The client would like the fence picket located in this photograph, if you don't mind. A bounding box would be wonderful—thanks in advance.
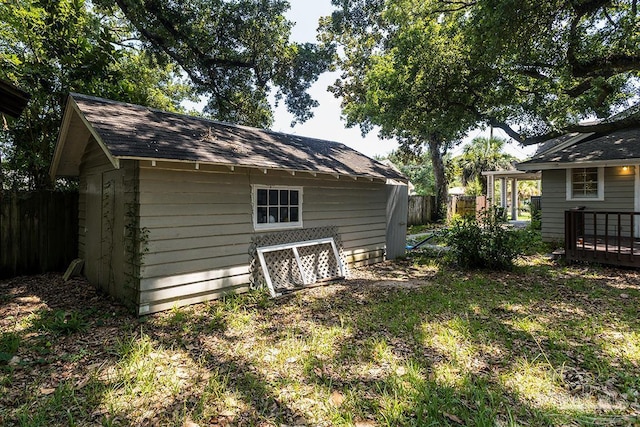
[0,191,78,278]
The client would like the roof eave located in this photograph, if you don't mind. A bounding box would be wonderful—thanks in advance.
[518,158,640,170]
[117,155,402,183]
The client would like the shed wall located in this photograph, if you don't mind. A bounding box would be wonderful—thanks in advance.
[541,166,635,241]
[137,163,389,314]
[78,138,137,307]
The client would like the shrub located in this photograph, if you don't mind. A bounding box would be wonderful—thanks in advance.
[443,208,528,270]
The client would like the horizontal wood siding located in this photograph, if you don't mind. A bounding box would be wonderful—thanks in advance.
[138,167,253,314]
[541,167,635,241]
[137,167,388,314]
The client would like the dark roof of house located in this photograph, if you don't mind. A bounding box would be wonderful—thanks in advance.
[0,80,30,118]
[532,132,580,157]
[518,127,640,170]
[62,93,404,181]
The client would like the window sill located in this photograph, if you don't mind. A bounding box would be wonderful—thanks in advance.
[254,222,304,232]
[566,196,605,202]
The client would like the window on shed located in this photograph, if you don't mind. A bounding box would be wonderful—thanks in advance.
[254,186,303,230]
[567,167,604,201]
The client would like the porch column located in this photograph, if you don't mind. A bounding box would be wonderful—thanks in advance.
[487,174,494,204]
[500,177,507,210]
[511,178,518,220]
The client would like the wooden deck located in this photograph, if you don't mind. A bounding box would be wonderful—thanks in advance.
[565,210,640,268]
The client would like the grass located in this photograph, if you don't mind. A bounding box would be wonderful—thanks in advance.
[1,257,639,426]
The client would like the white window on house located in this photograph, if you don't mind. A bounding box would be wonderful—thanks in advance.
[566,167,604,201]
[253,185,303,230]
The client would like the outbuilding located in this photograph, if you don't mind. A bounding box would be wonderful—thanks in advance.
[50,94,408,314]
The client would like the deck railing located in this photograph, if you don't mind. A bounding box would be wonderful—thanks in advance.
[565,209,640,267]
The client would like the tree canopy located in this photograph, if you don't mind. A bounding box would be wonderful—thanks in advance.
[1,0,331,189]
[324,0,639,144]
[0,0,193,189]
[105,0,333,127]
[321,0,639,216]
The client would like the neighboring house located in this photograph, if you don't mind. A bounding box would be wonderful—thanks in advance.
[0,79,30,118]
[517,126,640,242]
[50,94,408,314]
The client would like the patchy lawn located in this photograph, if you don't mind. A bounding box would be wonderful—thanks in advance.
[1,257,639,426]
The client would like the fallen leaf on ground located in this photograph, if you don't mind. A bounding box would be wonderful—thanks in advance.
[330,390,345,407]
[444,412,464,425]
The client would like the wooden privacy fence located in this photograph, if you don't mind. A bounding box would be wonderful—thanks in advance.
[0,191,78,278]
[408,195,435,225]
[448,195,479,220]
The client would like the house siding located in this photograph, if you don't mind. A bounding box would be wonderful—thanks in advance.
[541,166,635,241]
[136,162,388,314]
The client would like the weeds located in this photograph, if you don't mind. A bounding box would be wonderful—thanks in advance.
[32,310,88,335]
[0,332,20,364]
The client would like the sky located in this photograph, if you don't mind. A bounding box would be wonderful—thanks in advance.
[268,2,399,158]
[269,1,537,160]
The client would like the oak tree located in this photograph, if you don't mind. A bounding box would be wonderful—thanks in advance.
[0,0,192,189]
[322,0,639,217]
[106,0,333,127]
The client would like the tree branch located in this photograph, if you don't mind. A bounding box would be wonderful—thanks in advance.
[486,118,526,143]
[571,54,640,78]
[113,0,257,84]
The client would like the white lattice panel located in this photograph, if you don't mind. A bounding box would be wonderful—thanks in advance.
[256,238,344,297]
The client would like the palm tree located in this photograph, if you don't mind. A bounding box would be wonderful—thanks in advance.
[458,137,517,195]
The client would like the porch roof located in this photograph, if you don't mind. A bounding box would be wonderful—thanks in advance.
[481,170,541,180]
[0,79,30,118]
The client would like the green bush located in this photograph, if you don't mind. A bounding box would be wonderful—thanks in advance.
[444,208,529,270]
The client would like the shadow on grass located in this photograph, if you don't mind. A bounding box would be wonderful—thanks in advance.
[1,261,639,426]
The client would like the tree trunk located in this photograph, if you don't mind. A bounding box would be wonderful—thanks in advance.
[427,134,447,222]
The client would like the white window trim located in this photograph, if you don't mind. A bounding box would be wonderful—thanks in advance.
[566,167,604,201]
[252,185,304,231]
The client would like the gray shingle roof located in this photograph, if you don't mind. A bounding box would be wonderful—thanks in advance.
[70,93,404,181]
[518,127,640,169]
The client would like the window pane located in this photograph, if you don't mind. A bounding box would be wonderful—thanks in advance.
[290,207,299,222]
[280,190,289,206]
[572,168,599,198]
[269,189,278,205]
[257,189,267,205]
[257,207,267,223]
[585,171,598,181]
[268,207,278,223]
[290,190,299,205]
[280,207,289,222]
